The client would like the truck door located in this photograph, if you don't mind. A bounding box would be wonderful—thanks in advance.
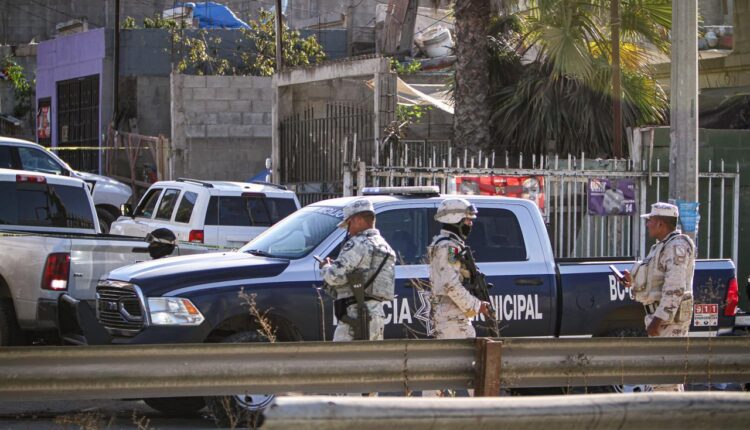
[312,204,435,340]
[466,204,557,337]
[376,205,435,339]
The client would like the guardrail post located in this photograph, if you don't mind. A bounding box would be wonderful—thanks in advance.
[474,338,502,396]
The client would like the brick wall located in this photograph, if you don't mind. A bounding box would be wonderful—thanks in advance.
[171,74,272,181]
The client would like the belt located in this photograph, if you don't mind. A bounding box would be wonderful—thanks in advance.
[645,296,693,315]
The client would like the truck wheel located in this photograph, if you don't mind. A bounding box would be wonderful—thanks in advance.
[143,397,206,416]
[206,330,273,428]
[96,208,115,234]
[0,299,23,346]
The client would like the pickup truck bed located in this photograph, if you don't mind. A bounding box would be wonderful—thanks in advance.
[0,168,207,345]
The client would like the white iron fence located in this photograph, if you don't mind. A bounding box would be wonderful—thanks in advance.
[342,144,740,263]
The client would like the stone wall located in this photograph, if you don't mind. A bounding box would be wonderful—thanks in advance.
[171,74,272,182]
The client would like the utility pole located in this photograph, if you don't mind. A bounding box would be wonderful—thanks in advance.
[669,0,699,240]
[275,0,284,71]
[611,0,622,158]
[113,0,120,127]
[398,0,419,56]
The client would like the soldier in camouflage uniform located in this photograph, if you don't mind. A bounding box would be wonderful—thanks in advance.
[320,199,396,341]
[623,202,695,392]
[428,198,490,339]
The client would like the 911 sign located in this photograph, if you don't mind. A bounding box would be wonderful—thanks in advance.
[693,303,719,327]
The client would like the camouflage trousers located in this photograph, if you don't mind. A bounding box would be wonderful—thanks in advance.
[645,314,691,392]
[432,302,476,339]
[427,310,476,397]
[333,300,385,341]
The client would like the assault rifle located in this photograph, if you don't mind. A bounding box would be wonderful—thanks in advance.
[460,246,500,337]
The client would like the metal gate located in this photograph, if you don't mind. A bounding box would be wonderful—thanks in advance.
[279,103,375,206]
[344,145,740,262]
[56,74,100,172]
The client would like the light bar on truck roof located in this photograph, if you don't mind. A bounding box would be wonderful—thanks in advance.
[361,186,440,196]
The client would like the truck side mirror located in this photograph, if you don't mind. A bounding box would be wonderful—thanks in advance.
[121,203,133,217]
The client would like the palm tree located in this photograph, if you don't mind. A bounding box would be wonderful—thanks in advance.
[487,0,672,156]
[452,0,492,153]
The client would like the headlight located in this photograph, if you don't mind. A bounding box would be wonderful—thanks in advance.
[148,297,205,326]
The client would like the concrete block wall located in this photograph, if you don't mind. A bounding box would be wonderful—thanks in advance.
[171,74,273,181]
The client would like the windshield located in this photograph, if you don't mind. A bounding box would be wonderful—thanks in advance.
[240,206,342,259]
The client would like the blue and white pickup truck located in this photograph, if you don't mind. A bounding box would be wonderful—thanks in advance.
[90,187,739,418]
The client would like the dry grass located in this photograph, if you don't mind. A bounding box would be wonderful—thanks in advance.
[238,288,277,343]
[53,411,112,430]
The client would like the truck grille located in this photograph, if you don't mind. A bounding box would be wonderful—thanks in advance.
[96,281,146,336]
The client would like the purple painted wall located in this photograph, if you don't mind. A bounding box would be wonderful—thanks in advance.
[36,28,107,152]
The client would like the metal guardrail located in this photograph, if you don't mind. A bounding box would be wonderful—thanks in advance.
[0,337,748,401]
[263,394,750,430]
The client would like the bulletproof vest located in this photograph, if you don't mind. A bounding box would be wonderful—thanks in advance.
[631,232,694,304]
[364,235,396,301]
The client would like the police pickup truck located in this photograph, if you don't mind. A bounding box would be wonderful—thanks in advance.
[92,187,739,419]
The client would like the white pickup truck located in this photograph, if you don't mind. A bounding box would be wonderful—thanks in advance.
[0,168,205,345]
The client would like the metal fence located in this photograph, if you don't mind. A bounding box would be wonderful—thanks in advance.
[280,104,376,206]
[0,337,748,402]
[48,129,171,203]
[342,146,740,262]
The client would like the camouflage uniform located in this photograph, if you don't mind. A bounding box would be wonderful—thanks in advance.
[428,230,481,339]
[632,230,695,392]
[322,228,396,341]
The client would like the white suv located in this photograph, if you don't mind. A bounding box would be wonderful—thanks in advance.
[0,136,132,232]
[110,178,301,249]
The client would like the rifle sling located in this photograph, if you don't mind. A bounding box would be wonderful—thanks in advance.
[336,253,392,322]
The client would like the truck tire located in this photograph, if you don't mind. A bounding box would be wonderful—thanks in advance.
[0,299,23,346]
[96,208,116,234]
[206,330,273,428]
[143,397,206,416]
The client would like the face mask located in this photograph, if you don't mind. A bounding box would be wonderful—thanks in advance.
[460,223,472,238]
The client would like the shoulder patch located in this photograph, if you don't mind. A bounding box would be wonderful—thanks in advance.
[342,240,355,252]
[448,246,460,263]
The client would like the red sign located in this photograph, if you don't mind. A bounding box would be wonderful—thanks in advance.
[694,304,718,314]
[455,175,545,211]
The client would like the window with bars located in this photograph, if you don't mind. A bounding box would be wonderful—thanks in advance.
[56,74,100,172]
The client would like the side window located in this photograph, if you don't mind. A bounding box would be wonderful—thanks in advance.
[205,196,296,227]
[246,197,271,226]
[206,196,252,227]
[17,147,65,175]
[466,208,527,262]
[154,188,180,220]
[377,208,431,265]
[265,198,297,222]
[134,188,162,218]
[0,146,16,169]
[174,191,197,223]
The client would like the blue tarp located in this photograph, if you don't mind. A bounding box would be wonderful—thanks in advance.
[247,169,271,183]
[182,2,250,29]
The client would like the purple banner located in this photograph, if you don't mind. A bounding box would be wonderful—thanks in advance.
[588,178,636,216]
